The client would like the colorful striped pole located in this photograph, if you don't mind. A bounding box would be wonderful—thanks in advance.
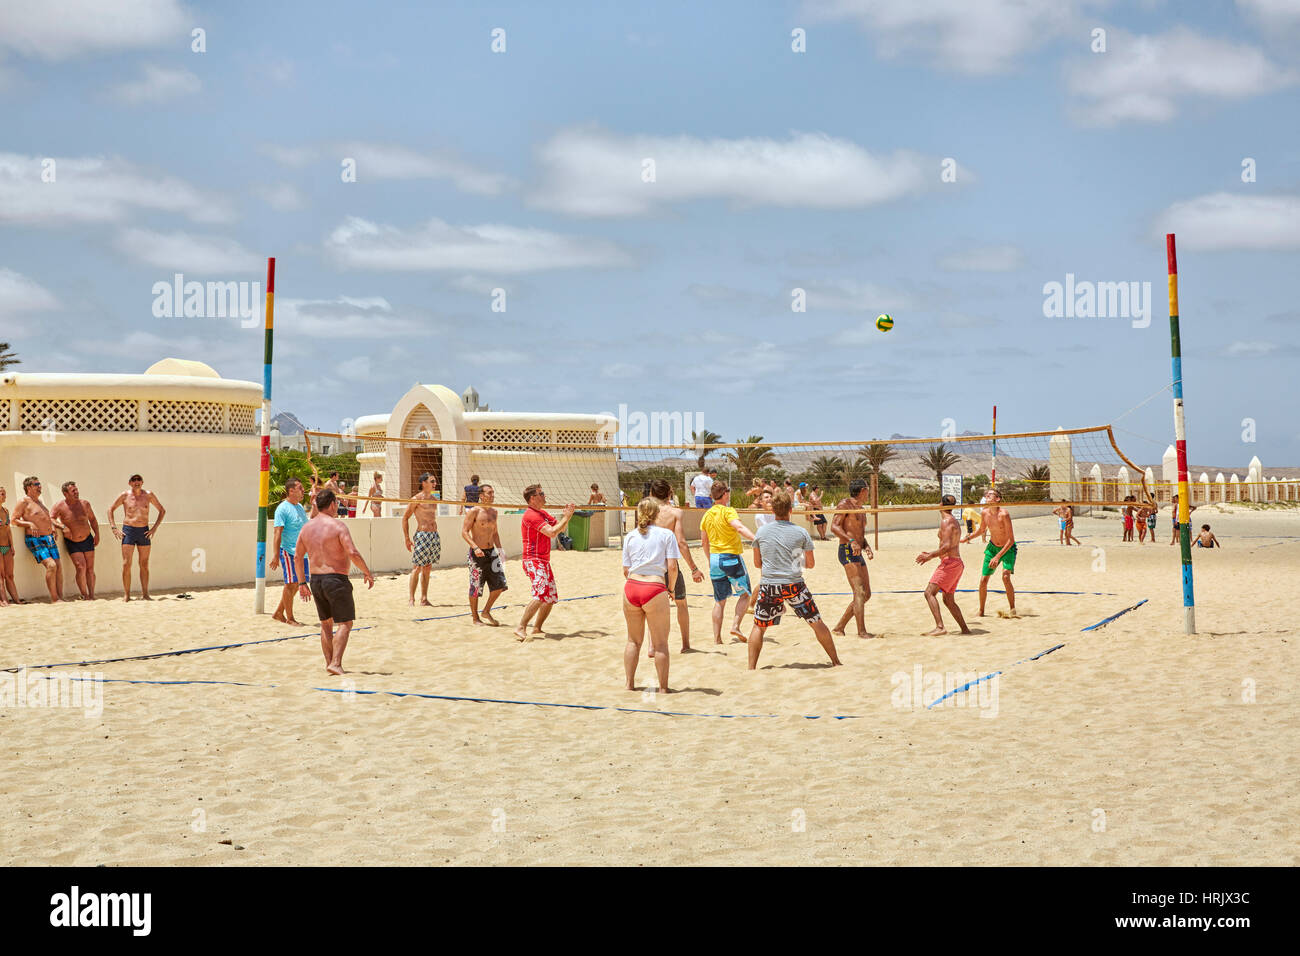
[990,405,998,489]
[1166,234,1195,634]
[254,257,276,614]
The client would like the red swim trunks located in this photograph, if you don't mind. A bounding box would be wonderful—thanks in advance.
[929,556,964,595]
[522,557,558,604]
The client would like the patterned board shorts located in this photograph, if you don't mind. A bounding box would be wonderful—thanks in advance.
[468,547,508,597]
[521,557,558,604]
[412,530,441,567]
[25,534,59,564]
[753,581,821,629]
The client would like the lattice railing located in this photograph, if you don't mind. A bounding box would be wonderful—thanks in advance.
[229,405,258,434]
[20,398,138,432]
[147,400,223,433]
[555,428,599,445]
[481,427,552,449]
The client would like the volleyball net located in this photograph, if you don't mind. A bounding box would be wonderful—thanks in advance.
[294,424,1155,515]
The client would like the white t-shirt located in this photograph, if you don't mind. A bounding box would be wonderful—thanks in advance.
[755,512,775,528]
[622,524,681,576]
[691,474,713,498]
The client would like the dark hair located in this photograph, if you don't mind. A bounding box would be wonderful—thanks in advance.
[285,478,303,493]
[710,480,729,500]
[523,483,542,502]
[1201,524,1210,531]
[849,479,866,497]
[129,474,143,482]
[315,489,336,513]
[591,483,599,491]
[62,480,77,494]
[470,474,480,483]
[649,478,672,500]
[419,472,435,487]
[940,494,956,507]
[329,471,339,479]
[23,476,40,490]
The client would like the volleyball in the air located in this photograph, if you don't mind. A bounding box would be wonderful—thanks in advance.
[876,313,894,332]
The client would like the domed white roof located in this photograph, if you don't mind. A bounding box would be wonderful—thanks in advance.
[145,358,221,379]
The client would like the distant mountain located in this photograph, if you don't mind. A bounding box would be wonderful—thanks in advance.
[272,411,307,435]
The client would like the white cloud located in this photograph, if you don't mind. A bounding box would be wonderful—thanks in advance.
[252,182,306,211]
[803,0,1085,75]
[803,278,913,314]
[1227,340,1277,356]
[1155,192,1300,250]
[275,296,431,337]
[1237,0,1300,30]
[336,356,372,382]
[0,0,189,60]
[0,153,234,225]
[937,243,1025,272]
[114,228,264,273]
[261,141,514,195]
[324,216,631,273]
[0,268,59,314]
[1067,28,1297,124]
[530,126,939,217]
[109,63,200,104]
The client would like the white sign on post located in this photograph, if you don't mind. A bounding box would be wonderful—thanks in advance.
[941,474,963,503]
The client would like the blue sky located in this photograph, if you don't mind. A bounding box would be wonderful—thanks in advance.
[2,0,1298,469]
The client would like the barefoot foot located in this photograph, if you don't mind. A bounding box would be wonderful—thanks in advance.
[922,626,946,636]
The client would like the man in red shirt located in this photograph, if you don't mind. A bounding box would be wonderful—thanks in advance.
[514,483,576,642]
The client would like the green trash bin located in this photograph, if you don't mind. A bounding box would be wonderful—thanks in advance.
[568,510,594,551]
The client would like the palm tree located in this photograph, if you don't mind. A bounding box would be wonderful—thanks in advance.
[857,442,899,478]
[0,343,19,372]
[919,443,962,486]
[687,428,723,472]
[723,435,781,487]
[808,455,846,485]
[1020,464,1051,500]
[269,451,314,507]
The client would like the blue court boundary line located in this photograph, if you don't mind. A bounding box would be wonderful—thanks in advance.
[51,676,862,720]
[2,626,375,673]
[411,592,612,622]
[926,599,1147,710]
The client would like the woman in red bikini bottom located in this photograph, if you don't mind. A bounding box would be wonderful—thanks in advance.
[622,498,681,694]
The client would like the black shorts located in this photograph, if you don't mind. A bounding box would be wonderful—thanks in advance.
[813,513,826,525]
[310,573,355,623]
[965,519,974,533]
[664,570,686,601]
[64,535,96,554]
[469,547,508,596]
[123,525,150,547]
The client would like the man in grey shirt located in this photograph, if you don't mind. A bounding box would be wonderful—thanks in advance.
[746,491,841,670]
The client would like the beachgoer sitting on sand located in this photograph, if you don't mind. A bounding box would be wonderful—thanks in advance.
[1194,524,1221,548]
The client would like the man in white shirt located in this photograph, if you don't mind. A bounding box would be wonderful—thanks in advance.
[691,469,714,509]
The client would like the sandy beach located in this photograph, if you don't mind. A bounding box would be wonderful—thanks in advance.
[2,506,1296,866]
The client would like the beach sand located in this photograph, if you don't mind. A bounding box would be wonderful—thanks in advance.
[2,506,1296,866]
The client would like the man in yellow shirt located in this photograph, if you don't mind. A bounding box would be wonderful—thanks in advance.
[961,501,983,540]
[700,480,757,644]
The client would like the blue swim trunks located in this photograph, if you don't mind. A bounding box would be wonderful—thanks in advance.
[694,495,712,509]
[25,534,59,563]
[708,552,751,601]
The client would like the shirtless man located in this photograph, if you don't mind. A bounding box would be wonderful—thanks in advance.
[830,479,876,639]
[11,476,63,603]
[962,487,1017,618]
[808,485,828,540]
[645,478,705,655]
[1053,501,1082,546]
[294,489,374,675]
[461,484,507,626]
[587,484,607,506]
[402,472,442,607]
[367,473,384,517]
[916,494,970,636]
[52,480,100,600]
[108,474,166,602]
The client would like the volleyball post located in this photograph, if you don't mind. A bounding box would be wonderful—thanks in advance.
[1166,234,1195,634]
[254,257,275,614]
[990,405,997,489]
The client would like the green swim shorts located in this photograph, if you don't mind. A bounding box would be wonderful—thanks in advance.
[981,541,1017,576]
